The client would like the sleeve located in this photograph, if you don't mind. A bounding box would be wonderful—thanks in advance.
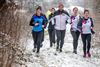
[42,14,48,28]
[67,16,72,24]
[48,14,52,23]
[90,18,95,34]
[66,16,70,24]
[78,16,82,24]
[29,16,34,26]
[53,12,57,25]
[64,11,70,24]
[64,11,70,17]
[44,15,48,28]
[49,14,52,20]
[42,20,45,25]
[77,18,83,29]
[90,18,94,27]
[48,14,55,25]
[66,20,68,24]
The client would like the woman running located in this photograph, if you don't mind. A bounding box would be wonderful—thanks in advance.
[78,9,95,58]
[48,8,56,47]
[70,7,81,54]
[29,6,45,55]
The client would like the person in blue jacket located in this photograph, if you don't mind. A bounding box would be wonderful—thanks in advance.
[29,6,45,54]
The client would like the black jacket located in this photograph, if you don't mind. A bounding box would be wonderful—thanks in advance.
[48,13,55,29]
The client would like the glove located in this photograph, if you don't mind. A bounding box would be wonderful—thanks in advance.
[91,29,95,34]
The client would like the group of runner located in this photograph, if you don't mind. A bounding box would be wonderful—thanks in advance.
[29,3,95,58]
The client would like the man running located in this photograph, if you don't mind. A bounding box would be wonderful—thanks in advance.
[53,3,69,52]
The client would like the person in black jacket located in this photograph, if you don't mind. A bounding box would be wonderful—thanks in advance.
[48,8,56,47]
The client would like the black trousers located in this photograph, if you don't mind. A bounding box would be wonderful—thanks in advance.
[56,30,66,49]
[32,31,43,53]
[41,29,44,43]
[48,29,55,47]
[71,30,80,51]
[81,34,91,54]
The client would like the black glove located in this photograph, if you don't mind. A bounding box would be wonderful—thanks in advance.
[91,29,95,34]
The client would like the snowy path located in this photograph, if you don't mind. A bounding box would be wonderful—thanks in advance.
[23,24,100,67]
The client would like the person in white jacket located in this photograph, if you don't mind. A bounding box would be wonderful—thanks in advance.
[78,9,95,58]
[69,7,81,54]
[53,3,69,52]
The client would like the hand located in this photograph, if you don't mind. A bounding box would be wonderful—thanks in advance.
[82,26,85,29]
[35,23,39,26]
[42,25,45,28]
[91,29,95,34]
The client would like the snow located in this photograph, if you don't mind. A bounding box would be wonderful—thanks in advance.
[19,24,100,67]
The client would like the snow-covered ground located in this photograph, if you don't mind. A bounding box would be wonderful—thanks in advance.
[16,24,100,67]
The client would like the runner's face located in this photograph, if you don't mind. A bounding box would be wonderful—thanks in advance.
[59,5,63,11]
[51,9,55,14]
[73,8,78,15]
[36,9,41,16]
[84,12,89,18]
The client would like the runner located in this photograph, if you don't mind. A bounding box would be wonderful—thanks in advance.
[78,9,95,58]
[48,8,56,47]
[53,3,69,52]
[70,7,81,54]
[29,6,46,55]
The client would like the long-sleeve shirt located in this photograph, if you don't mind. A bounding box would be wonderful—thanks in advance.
[53,10,70,30]
[48,13,55,29]
[29,14,45,32]
[77,17,94,34]
[70,15,81,31]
